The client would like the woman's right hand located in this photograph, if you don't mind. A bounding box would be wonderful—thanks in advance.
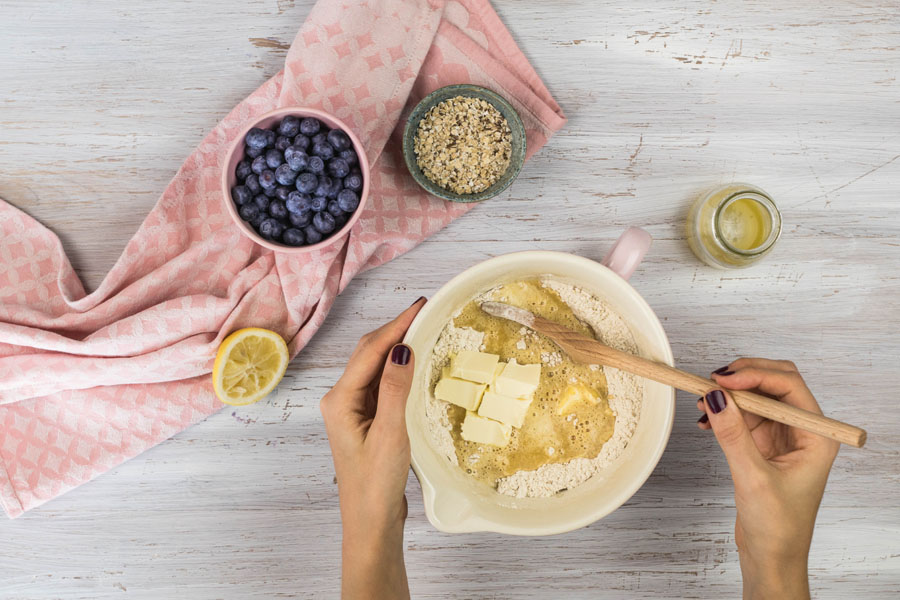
[697,358,840,600]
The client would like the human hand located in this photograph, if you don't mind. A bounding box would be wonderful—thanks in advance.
[697,358,839,600]
[320,297,425,600]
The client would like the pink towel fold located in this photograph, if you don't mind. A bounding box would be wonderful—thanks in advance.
[0,0,565,517]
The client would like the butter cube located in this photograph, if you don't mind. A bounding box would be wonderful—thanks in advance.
[450,350,500,384]
[494,359,541,398]
[556,382,599,415]
[461,411,512,447]
[478,390,532,428]
[434,377,486,411]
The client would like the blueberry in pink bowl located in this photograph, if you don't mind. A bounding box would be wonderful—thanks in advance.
[222,108,370,252]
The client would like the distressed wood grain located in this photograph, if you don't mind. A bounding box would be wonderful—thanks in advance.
[1,0,898,598]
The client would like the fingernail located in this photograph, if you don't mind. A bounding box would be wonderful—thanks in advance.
[706,390,727,414]
[716,370,735,377]
[410,296,426,307]
[698,413,709,424]
[391,344,411,366]
[712,366,731,375]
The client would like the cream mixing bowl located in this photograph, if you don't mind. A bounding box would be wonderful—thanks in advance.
[403,228,675,535]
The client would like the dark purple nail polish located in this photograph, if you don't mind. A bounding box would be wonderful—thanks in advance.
[712,366,730,375]
[698,413,709,424]
[391,344,411,366]
[706,390,727,414]
[410,296,426,307]
[716,370,735,377]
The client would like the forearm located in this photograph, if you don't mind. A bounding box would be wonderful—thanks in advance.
[740,553,809,600]
[342,524,410,600]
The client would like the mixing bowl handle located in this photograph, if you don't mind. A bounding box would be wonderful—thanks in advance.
[601,227,653,280]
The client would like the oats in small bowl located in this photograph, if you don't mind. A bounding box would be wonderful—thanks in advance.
[402,85,526,203]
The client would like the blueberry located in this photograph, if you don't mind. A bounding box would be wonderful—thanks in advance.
[259,218,284,240]
[238,203,259,221]
[293,134,310,150]
[328,177,343,198]
[250,212,266,228]
[245,127,268,149]
[282,228,305,246]
[275,186,291,202]
[300,117,321,136]
[308,156,325,174]
[263,186,277,197]
[275,164,297,186]
[313,211,336,234]
[327,129,351,151]
[286,191,312,214]
[253,194,272,212]
[278,115,301,138]
[275,135,293,151]
[235,160,252,181]
[327,200,345,217]
[343,173,362,192]
[303,225,323,245]
[334,212,349,229]
[245,174,261,194]
[337,189,360,212]
[311,196,328,212]
[254,195,270,211]
[246,145,264,159]
[269,200,288,220]
[315,176,334,198]
[311,132,328,146]
[312,142,334,160]
[285,147,309,171]
[339,148,358,165]
[263,149,281,169]
[264,130,276,148]
[231,185,252,206]
[296,172,318,194]
[289,210,312,228]
[251,155,268,175]
[259,170,277,190]
[328,157,350,179]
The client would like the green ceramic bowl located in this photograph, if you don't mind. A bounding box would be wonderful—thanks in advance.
[402,84,526,203]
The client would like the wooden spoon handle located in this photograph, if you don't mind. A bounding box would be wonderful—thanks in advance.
[531,315,867,448]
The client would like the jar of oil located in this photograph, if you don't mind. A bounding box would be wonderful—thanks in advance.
[686,183,782,269]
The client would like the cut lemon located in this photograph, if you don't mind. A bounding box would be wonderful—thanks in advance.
[212,328,289,406]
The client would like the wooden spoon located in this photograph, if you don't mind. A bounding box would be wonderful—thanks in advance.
[480,301,866,448]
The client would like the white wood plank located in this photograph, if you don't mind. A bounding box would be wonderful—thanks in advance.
[1,0,898,598]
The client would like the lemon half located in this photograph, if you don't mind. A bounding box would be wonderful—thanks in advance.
[212,328,289,406]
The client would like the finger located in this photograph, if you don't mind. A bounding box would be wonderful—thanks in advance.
[370,343,415,438]
[704,389,768,475]
[725,357,799,374]
[712,366,821,414]
[335,298,426,393]
[697,412,711,430]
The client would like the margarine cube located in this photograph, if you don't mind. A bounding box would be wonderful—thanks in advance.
[556,382,599,415]
[434,377,486,411]
[494,359,541,398]
[490,362,505,386]
[461,411,512,447]
[449,350,500,384]
[478,390,532,428]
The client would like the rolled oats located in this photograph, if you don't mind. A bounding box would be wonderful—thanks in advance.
[413,95,512,195]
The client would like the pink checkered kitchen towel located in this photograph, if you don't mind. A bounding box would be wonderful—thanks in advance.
[0,0,565,517]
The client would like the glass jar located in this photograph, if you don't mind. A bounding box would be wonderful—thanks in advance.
[686,183,782,269]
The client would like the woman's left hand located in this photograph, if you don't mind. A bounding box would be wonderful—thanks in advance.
[320,297,425,600]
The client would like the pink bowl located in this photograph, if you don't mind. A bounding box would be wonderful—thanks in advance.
[221,107,370,253]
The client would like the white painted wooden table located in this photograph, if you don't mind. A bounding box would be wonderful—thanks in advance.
[2,1,898,598]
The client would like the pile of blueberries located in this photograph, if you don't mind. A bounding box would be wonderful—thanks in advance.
[230,115,363,247]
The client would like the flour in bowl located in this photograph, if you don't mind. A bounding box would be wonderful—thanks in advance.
[423,277,644,498]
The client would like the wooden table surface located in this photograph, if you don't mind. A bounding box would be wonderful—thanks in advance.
[2,1,898,598]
